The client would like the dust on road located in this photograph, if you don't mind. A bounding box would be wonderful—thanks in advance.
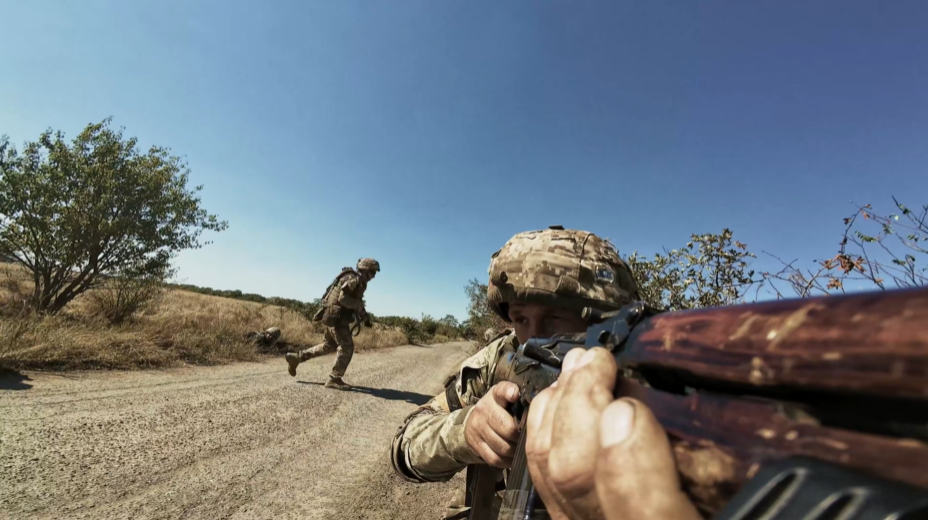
[0,342,476,520]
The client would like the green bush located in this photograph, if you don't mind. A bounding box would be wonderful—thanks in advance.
[0,119,226,314]
[373,314,464,344]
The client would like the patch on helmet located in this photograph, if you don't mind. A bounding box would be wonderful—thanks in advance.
[594,265,615,284]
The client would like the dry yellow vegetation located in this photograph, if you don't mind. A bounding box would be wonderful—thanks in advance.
[0,264,410,371]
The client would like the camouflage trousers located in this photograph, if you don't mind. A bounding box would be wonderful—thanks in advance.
[297,324,354,379]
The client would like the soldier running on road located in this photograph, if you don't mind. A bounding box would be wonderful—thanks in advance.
[285,258,380,389]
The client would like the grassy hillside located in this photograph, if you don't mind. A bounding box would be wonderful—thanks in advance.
[0,264,430,371]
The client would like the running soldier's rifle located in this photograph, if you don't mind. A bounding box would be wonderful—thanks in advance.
[465,287,928,520]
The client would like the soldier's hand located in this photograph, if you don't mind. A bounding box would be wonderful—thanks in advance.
[526,347,701,520]
[464,381,521,469]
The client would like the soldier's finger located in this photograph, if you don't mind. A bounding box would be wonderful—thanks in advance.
[476,441,512,469]
[525,386,554,462]
[480,426,517,461]
[535,390,563,452]
[529,356,589,477]
[486,402,521,442]
[561,347,588,372]
[492,455,514,470]
[489,381,521,408]
[532,371,570,485]
[595,399,702,520]
[533,358,574,456]
[527,386,576,520]
[547,348,587,390]
[474,441,501,467]
[526,384,582,519]
[557,349,616,413]
[547,349,616,497]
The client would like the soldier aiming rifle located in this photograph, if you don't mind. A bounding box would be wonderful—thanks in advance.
[390,226,928,519]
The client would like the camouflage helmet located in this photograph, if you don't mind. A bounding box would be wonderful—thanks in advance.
[357,258,380,273]
[487,226,639,322]
[265,327,281,341]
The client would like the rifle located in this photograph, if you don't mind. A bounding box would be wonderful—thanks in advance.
[465,287,928,519]
[350,308,373,336]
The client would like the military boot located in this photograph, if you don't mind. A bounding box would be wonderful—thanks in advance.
[285,352,301,377]
[325,377,351,390]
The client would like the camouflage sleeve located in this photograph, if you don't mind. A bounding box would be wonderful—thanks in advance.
[390,334,516,483]
[337,275,365,310]
[390,395,481,483]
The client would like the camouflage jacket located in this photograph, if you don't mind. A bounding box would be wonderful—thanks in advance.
[391,330,518,483]
[325,269,368,313]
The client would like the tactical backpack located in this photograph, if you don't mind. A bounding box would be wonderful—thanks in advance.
[312,267,361,324]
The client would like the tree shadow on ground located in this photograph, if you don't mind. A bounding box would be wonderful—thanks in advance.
[297,382,431,405]
[0,370,33,390]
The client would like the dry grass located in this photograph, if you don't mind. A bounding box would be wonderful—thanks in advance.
[430,334,453,344]
[0,264,411,371]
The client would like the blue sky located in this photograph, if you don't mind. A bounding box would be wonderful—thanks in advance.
[2,1,926,320]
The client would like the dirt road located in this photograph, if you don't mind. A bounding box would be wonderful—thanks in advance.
[0,342,476,520]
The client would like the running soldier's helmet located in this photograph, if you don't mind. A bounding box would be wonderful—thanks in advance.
[357,258,381,273]
[487,226,639,322]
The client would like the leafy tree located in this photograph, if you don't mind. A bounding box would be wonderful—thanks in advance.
[0,118,227,313]
[439,314,459,329]
[464,278,508,336]
[626,229,758,310]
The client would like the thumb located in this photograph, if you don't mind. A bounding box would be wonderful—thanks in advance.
[595,399,702,520]
[491,381,520,406]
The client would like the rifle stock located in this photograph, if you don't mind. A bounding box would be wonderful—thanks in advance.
[478,287,928,519]
[621,286,928,399]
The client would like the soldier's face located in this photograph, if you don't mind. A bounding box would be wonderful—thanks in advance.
[508,302,587,343]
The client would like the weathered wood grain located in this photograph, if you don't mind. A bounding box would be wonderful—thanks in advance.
[623,287,928,399]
